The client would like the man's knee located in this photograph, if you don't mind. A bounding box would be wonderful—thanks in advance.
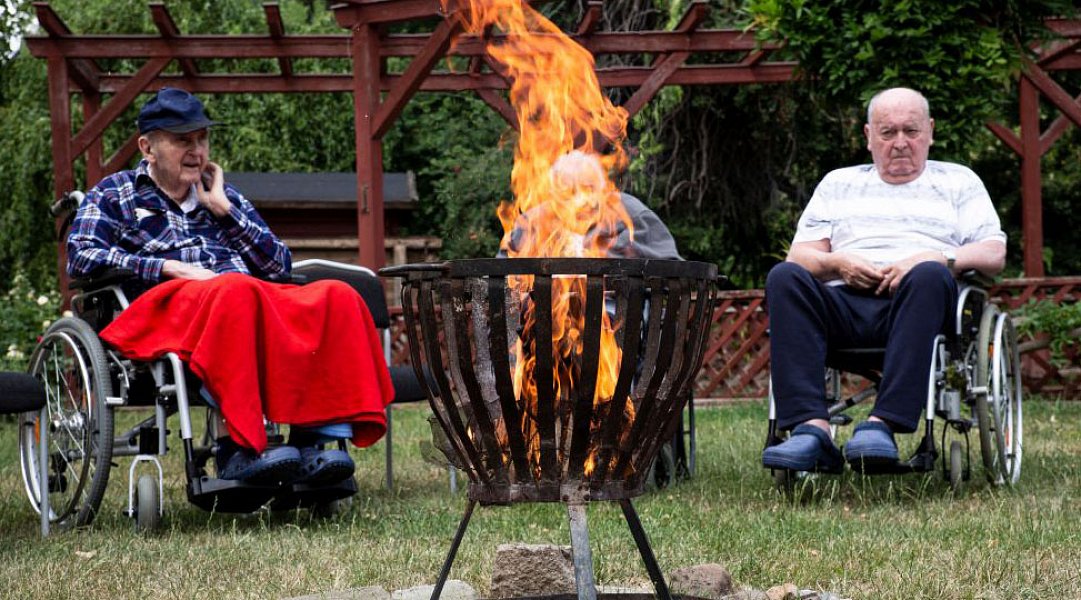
[897,261,956,304]
[765,261,812,295]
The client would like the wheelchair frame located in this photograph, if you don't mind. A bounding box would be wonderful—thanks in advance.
[19,273,358,532]
[765,274,1023,492]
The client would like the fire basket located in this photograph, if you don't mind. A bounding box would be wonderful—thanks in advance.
[381,258,720,600]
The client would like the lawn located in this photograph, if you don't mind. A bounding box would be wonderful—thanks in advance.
[0,398,1078,600]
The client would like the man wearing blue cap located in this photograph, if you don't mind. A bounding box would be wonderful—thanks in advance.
[67,88,394,487]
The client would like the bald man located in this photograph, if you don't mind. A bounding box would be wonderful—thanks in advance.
[762,88,1006,472]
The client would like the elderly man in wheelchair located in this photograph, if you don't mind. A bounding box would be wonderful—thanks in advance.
[20,88,393,531]
[761,87,1022,491]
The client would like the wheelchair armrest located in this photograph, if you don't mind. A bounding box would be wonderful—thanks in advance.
[958,269,995,289]
[389,365,441,404]
[0,372,46,413]
[70,267,137,292]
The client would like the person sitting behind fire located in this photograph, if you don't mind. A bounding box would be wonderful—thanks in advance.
[498,150,681,260]
[67,88,393,486]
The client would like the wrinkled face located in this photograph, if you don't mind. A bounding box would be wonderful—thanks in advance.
[864,94,934,184]
[140,129,210,191]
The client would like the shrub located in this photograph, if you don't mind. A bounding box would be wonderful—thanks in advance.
[0,271,61,372]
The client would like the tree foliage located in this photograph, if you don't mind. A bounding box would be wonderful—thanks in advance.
[2,0,1081,301]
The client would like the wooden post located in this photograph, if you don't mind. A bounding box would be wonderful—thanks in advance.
[1019,77,1044,278]
[46,56,73,296]
[83,91,103,186]
[351,23,386,270]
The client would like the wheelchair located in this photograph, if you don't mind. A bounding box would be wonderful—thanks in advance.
[764,271,1023,493]
[18,196,379,531]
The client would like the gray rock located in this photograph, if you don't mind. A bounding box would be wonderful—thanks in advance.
[283,586,391,600]
[667,563,735,599]
[489,543,577,599]
[765,583,799,600]
[721,590,769,600]
[392,580,476,600]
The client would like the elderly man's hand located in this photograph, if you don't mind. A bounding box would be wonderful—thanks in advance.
[832,253,884,290]
[162,260,218,281]
[876,251,943,295]
[196,162,232,218]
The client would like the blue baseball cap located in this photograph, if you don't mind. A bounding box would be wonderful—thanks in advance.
[137,87,221,134]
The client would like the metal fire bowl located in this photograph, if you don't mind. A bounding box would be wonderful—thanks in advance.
[381,258,720,504]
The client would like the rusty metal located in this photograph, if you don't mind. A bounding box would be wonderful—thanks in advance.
[385,257,718,503]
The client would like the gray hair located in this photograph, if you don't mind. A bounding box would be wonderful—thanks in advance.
[866,88,930,124]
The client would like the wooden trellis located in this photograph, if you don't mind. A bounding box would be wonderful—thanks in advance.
[387,277,1081,399]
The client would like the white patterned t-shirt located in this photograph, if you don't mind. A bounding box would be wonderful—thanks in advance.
[793,160,1006,269]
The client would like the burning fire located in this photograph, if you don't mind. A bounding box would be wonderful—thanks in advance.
[447,0,636,478]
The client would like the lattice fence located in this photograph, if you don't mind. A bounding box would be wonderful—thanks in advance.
[386,276,1081,400]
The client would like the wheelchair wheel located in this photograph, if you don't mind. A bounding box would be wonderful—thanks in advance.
[948,441,963,493]
[975,307,1023,486]
[135,475,161,533]
[19,317,115,529]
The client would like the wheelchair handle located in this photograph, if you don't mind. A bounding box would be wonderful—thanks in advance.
[51,190,84,218]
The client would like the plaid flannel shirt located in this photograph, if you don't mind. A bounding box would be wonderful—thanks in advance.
[68,160,291,285]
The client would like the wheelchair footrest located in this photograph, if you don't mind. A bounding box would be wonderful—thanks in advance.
[186,476,283,513]
[850,450,937,475]
[269,477,358,512]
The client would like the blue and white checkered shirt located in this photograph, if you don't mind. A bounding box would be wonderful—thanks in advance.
[68,160,291,285]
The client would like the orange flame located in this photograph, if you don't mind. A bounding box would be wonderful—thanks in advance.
[449,0,636,478]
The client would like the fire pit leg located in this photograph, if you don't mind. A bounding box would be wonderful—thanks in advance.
[619,499,674,600]
[566,502,598,600]
[430,499,477,600]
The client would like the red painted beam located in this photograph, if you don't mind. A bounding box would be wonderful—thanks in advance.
[150,3,199,76]
[475,89,518,130]
[1023,59,1081,129]
[352,24,386,270]
[333,0,445,26]
[1019,78,1044,277]
[92,63,798,94]
[69,56,171,159]
[382,30,775,57]
[103,132,141,176]
[25,29,777,60]
[91,62,797,95]
[373,15,461,138]
[32,2,99,90]
[576,2,602,36]
[263,3,293,78]
[986,121,1021,156]
[25,35,352,59]
[622,51,690,118]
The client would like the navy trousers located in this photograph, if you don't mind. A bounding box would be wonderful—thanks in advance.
[765,261,957,433]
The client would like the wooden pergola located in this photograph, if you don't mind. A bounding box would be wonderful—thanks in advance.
[24,0,794,276]
[23,0,1081,277]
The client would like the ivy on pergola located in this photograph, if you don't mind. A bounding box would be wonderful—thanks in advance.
[24,0,1081,277]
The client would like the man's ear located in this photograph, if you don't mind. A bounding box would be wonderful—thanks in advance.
[137,135,154,161]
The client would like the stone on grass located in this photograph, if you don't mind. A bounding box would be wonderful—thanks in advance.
[391,580,476,600]
[667,563,735,599]
[489,543,577,598]
[283,586,391,600]
[765,583,799,600]
[722,590,769,600]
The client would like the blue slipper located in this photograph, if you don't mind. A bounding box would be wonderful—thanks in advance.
[762,424,843,473]
[844,421,899,467]
[218,445,302,485]
[296,447,355,485]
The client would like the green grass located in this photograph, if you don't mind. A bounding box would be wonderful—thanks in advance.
[1,399,1080,599]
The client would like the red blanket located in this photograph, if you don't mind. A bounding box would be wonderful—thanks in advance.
[100,274,393,452]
